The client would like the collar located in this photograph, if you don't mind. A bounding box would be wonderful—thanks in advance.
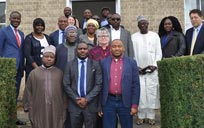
[194,23,203,31]
[77,57,88,64]
[10,24,17,31]
[111,55,123,62]
[59,29,64,33]
[111,26,121,31]
[42,65,53,69]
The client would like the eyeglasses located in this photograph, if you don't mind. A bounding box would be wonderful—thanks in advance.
[98,35,109,38]
[67,32,77,36]
[112,18,120,21]
[93,18,100,21]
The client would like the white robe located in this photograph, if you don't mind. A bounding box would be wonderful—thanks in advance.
[132,31,162,109]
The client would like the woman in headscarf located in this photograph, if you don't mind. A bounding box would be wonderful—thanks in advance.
[79,18,99,49]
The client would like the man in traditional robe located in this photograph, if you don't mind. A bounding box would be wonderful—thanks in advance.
[23,45,66,128]
[131,16,162,125]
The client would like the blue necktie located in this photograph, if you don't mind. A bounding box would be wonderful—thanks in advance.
[62,31,65,43]
[80,60,85,97]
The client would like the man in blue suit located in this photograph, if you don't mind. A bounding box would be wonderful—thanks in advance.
[0,11,26,125]
[185,9,204,55]
[49,16,68,46]
[100,39,140,128]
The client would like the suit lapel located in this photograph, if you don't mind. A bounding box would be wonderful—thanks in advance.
[19,31,24,48]
[122,56,127,80]
[195,25,204,44]
[8,26,19,48]
[163,35,173,48]
[56,30,59,44]
[108,29,112,44]
[106,56,112,81]
[120,28,124,39]
[86,59,92,91]
[73,58,78,87]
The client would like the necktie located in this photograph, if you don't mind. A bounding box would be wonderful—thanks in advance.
[14,28,21,47]
[62,31,65,43]
[190,28,198,55]
[80,60,85,97]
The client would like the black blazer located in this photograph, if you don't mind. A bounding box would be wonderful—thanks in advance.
[161,31,186,58]
[185,25,204,55]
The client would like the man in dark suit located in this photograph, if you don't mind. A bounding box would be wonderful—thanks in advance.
[49,16,68,46]
[108,13,134,58]
[185,9,204,55]
[63,42,102,128]
[0,11,26,125]
[100,39,140,128]
[80,9,92,34]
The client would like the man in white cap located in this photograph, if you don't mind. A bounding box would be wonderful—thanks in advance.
[131,15,162,125]
[23,45,66,128]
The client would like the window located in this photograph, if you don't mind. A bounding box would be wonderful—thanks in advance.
[184,0,204,31]
[0,0,6,29]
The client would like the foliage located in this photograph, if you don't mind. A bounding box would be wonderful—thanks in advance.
[158,55,204,128]
[0,58,17,128]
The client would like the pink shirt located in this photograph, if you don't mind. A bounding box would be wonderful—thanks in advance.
[109,57,123,95]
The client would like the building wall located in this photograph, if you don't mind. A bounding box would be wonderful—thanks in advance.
[121,0,185,34]
[6,0,184,35]
[6,0,66,35]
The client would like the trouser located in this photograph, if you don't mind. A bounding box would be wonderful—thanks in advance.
[102,95,133,128]
[138,108,155,119]
[16,68,22,101]
[69,111,97,128]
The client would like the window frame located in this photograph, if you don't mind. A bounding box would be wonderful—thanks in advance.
[0,0,6,28]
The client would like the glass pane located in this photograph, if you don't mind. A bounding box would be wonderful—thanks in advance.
[0,24,6,29]
[201,0,204,14]
[0,2,6,23]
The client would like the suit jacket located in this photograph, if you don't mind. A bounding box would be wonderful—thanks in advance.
[100,56,140,107]
[108,27,134,58]
[63,58,102,112]
[185,24,204,55]
[49,30,59,47]
[0,25,24,76]
[161,31,186,58]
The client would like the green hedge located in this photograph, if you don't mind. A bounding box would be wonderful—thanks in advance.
[0,58,17,128]
[157,55,204,128]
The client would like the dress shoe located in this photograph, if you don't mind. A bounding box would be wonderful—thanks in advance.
[16,119,26,125]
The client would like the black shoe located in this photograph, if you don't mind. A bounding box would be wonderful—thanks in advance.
[16,119,26,125]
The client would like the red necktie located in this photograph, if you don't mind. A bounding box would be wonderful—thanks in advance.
[14,28,21,47]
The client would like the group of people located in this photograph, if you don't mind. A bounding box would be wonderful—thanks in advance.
[0,6,204,128]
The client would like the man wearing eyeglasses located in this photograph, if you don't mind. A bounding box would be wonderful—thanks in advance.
[108,13,134,58]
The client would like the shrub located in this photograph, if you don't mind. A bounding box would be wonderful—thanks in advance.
[157,55,204,128]
[0,58,17,128]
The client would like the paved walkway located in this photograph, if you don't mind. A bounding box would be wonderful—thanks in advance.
[17,101,161,128]
[17,78,161,128]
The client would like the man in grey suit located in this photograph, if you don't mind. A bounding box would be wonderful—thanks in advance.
[108,13,134,58]
[63,41,102,128]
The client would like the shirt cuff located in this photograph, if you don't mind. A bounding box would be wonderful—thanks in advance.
[131,104,138,109]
